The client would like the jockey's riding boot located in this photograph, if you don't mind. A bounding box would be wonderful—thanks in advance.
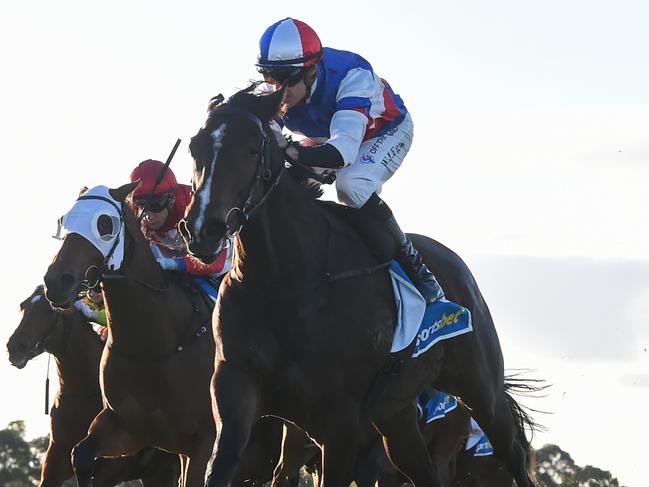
[385,215,445,305]
[355,193,445,305]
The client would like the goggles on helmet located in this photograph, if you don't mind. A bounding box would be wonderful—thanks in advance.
[134,194,171,213]
[257,66,306,87]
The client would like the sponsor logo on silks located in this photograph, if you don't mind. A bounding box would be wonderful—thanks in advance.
[381,142,407,168]
[360,152,375,164]
[369,135,388,154]
[417,391,458,423]
[412,300,473,358]
[474,434,494,457]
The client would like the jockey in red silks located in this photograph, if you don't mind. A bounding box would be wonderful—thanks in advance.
[256,18,444,305]
[129,159,232,285]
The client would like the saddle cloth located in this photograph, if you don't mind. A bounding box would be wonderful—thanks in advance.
[417,390,459,423]
[388,261,473,356]
[466,418,494,456]
[194,276,219,302]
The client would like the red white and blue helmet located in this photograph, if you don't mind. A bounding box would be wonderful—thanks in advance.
[257,18,322,69]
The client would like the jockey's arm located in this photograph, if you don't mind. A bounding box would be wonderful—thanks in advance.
[293,110,367,169]
[175,247,229,276]
[296,68,372,168]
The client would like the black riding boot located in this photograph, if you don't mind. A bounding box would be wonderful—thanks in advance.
[385,215,445,304]
[354,193,445,305]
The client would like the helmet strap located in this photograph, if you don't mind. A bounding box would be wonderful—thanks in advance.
[303,65,318,88]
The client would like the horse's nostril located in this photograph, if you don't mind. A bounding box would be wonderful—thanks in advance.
[179,219,193,243]
[58,273,75,291]
[7,342,23,355]
[202,220,225,240]
[44,272,77,305]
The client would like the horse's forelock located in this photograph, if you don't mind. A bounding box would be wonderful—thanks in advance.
[225,83,285,122]
[20,285,45,311]
[189,128,216,172]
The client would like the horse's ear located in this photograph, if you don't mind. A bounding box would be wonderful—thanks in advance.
[109,180,140,202]
[258,86,287,122]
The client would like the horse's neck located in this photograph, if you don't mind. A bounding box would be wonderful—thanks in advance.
[236,183,330,288]
[102,233,186,347]
[53,316,102,394]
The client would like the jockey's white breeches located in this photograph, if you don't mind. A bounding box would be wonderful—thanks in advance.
[335,113,414,208]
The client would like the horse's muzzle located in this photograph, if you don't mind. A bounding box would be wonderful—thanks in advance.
[43,272,78,308]
[180,217,227,263]
[6,340,41,369]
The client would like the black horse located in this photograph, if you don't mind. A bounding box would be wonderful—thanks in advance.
[181,85,535,487]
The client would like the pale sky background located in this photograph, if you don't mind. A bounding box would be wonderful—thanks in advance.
[1,1,648,486]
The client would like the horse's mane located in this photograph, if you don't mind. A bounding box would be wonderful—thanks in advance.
[224,82,285,122]
[228,84,329,201]
[195,83,327,203]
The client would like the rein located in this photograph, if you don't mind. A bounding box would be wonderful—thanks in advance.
[71,195,169,292]
[100,273,169,293]
[77,194,124,269]
[326,261,391,282]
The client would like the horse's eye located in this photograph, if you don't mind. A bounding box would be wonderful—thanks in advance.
[97,214,114,237]
[249,149,259,157]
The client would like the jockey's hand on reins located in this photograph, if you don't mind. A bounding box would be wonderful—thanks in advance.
[282,141,335,185]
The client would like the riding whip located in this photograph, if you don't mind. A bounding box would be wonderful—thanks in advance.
[137,138,182,223]
[44,353,51,414]
[152,138,182,194]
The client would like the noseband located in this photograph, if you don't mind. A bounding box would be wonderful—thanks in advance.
[205,106,286,236]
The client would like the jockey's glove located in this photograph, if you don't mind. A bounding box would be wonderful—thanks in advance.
[286,143,345,169]
[150,244,180,271]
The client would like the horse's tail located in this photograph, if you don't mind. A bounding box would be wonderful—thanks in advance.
[503,372,550,479]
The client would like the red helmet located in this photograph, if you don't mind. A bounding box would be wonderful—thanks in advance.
[130,160,177,198]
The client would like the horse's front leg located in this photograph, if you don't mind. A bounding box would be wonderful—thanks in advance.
[374,403,441,487]
[318,407,361,487]
[38,439,74,487]
[71,408,147,487]
[204,362,260,487]
[272,422,312,487]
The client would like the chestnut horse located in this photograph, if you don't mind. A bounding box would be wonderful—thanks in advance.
[42,186,283,486]
[7,285,180,486]
[181,86,536,487]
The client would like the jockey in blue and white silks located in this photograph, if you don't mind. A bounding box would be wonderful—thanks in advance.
[280,47,408,164]
[256,17,445,305]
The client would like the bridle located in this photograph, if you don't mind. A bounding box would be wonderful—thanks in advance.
[76,195,124,268]
[54,194,168,294]
[203,106,286,237]
[53,194,125,291]
[25,299,69,357]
